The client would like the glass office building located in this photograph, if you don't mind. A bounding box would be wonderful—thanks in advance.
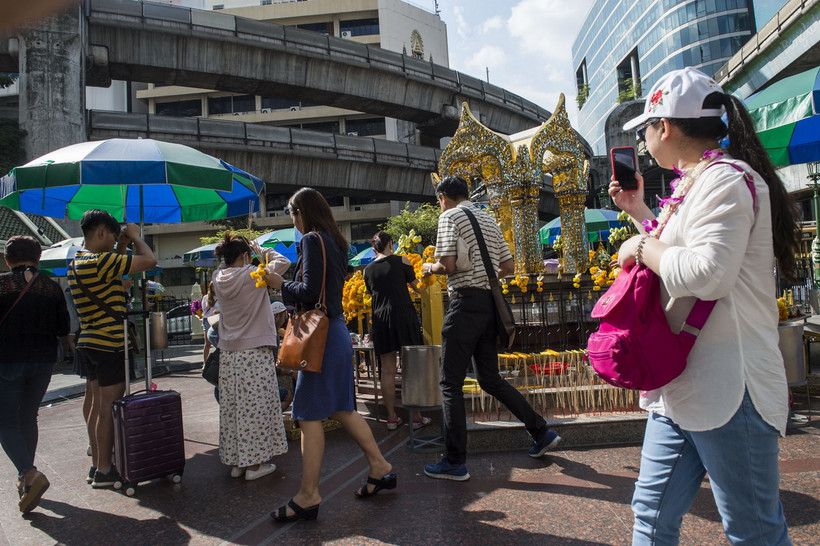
[572,0,755,154]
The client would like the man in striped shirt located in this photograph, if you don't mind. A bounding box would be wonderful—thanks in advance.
[421,176,561,482]
[68,210,157,489]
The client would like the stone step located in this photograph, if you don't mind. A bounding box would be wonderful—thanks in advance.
[354,386,648,451]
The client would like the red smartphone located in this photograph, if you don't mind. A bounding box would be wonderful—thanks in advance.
[610,146,638,191]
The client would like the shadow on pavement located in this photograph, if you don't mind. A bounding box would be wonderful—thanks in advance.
[29,499,191,545]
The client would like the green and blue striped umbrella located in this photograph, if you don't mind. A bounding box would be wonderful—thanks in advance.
[256,228,303,262]
[539,209,621,244]
[0,138,263,223]
[746,66,820,166]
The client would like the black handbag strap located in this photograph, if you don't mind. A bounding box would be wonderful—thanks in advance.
[461,207,501,287]
[71,261,126,323]
[0,271,38,327]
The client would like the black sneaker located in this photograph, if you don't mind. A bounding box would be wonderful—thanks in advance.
[91,467,122,489]
[86,465,97,484]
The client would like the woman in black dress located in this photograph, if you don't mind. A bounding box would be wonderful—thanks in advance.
[363,232,430,430]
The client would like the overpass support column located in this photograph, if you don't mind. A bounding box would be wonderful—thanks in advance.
[18,6,86,160]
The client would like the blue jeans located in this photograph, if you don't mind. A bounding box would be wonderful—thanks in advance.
[632,390,791,545]
[0,361,54,478]
[207,326,219,347]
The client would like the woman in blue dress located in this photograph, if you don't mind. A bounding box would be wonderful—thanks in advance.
[267,187,396,522]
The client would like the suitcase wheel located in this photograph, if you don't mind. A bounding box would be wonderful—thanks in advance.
[113,478,123,490]
[124,484,136,497]
[171,474,182,484]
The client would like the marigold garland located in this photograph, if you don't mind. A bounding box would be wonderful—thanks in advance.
[342,270,371,322]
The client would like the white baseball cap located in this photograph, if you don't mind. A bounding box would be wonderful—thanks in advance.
[623,67,725,131]
[271,301,287,314]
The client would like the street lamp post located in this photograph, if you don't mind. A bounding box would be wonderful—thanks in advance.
[808,162,820,287]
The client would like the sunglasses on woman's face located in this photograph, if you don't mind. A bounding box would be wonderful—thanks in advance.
[284,205,299,216]
[636,119,660,142]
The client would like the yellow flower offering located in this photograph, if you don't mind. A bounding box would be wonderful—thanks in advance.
[249,254,270,288]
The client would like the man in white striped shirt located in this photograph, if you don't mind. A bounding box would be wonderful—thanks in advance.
[421,176,560,481]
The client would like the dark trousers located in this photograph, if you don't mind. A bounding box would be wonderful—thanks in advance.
[0,361,54,477]
[440,289,546,464]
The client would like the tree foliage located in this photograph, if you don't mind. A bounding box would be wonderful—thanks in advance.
[0,73,15,89]
[200,227,264,246]
[379,202,440,247]
[206,216,259,232]
[617,78,642,104]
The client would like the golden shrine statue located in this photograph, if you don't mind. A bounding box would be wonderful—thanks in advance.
[432,95,590,275]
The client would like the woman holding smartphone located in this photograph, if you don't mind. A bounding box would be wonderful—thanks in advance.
[611,68,796,544]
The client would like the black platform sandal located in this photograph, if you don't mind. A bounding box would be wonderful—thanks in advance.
[355,472,397,498]
[271,499,320,522]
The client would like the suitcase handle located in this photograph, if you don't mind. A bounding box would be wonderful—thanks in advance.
[124,311,153,396]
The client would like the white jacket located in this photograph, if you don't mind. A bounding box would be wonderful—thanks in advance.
[643,157,789,435]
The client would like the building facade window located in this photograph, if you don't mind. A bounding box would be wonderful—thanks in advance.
[296,21,333,35]
[301,121,340,133]
[208,95,256,115]
[156,99,202,117]
[160,267,196,288]
[345,118,386,137]
[350,220,382,242]
[340,18,380,37]
[572,0,754,153]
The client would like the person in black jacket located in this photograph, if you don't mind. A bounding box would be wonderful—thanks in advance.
[0,235,70,514]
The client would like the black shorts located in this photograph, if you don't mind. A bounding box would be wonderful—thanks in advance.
[79,348,125,387]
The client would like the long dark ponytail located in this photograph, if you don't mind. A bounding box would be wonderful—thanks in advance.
[671,92,800,283]
[722,93,799,283]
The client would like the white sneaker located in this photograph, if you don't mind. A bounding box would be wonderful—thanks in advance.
[230,466,245,478]
[245,463,276,481]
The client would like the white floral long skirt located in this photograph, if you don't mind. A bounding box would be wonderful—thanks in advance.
[218,346,288,467]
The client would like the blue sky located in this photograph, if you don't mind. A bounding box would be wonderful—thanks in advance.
[433,0,788,127]
[435,0,595,126]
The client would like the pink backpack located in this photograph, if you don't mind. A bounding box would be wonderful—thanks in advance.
[586,162,755,390]
[586,265,715,390]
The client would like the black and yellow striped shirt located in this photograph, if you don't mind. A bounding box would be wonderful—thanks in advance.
[68,250,133,352]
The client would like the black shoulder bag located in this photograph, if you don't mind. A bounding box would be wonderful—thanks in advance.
[461,208,516,349]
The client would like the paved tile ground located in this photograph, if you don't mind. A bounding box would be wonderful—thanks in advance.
[2,364,818,545]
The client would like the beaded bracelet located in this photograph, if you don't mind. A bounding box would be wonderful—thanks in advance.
[635,235,650,266]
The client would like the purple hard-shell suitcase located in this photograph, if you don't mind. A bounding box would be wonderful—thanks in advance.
[111,315,185,496]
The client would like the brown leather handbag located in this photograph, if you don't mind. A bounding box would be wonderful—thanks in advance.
[276,233,329,373]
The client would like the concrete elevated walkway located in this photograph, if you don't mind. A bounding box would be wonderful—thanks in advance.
[0,0,559,139]
[88,110,562,215]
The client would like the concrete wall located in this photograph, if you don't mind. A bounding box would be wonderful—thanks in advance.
[17,7,85,160]
[88,110,441,202]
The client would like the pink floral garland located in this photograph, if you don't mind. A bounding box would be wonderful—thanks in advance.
[641,149,724,236]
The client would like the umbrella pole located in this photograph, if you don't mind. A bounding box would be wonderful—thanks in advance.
[139,218,153,388]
